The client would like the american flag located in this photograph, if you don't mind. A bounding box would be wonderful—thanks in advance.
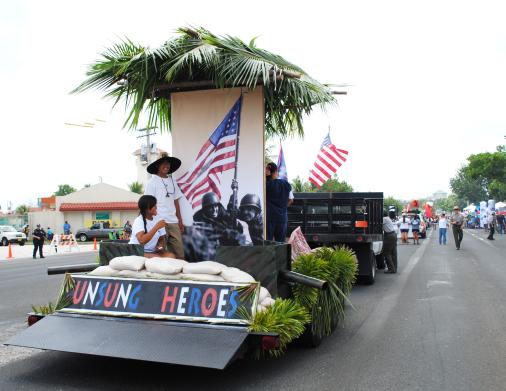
[308,133,348,188]
[177,97,242,209]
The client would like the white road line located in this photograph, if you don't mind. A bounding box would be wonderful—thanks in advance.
[465,230,495,248]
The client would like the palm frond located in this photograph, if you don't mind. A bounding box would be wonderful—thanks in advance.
[73,27,337,137]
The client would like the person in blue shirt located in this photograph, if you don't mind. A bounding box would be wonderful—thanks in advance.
[63,221,71,235]
[265,162,292,242]
[411,215,421,245]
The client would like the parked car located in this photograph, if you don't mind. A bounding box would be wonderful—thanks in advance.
[75,222,122,242]
[0,225,27,246]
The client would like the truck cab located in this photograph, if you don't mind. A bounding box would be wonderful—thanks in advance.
[75,222,122,242]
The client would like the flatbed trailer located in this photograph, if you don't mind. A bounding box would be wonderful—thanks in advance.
[288,192,384,284]
[6,242,326,369]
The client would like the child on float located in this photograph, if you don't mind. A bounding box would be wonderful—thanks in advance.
[129,195,176,258]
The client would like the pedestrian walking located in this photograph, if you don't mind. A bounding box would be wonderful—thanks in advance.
[265,162,292,242]
[397,213,411,244]
[487,212,497,240]
[63,221,71,235]
[438,213,449,245]
[382,211,397,273]
[145,153,185,259]
[411,215,421,244]
[450,206,464,250]
[496,213,505,235]
[32,224,46,259]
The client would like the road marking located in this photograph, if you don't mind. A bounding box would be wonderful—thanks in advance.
[427,280,453,289]
[351,229,432,342]
[465,230,495,248]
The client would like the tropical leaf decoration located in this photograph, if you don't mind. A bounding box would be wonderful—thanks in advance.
[242,298,311,358]
[72,27,336,138]
[31,274,76,316]
[293,246,357,338]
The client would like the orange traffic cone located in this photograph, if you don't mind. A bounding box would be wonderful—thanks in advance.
[7,243,13,260]
[93,237,97,251]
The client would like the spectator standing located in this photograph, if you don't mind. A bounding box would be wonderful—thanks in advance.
[382,211,397,273]
[145,153,185,259]
[265,162,292,242]
[496,213,505,235]
[487,212,497,240]
[398,213,411,244]
[450,206,464,250]
[32,224,46,259]
[411,215,421,245]
[47,227,54,241]
[63,221,71,235]
[438,213,449,245]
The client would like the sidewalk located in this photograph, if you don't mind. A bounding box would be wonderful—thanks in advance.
[0,243,96,261]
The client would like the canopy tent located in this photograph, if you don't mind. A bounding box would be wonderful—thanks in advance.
[73,27,339,138]
[495,201,506,208]
[463,204,476,211]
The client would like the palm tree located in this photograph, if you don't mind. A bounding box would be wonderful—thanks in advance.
[73,27,337,139]
[128,181,144,194]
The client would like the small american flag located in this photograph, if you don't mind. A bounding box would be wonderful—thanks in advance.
[308,133,348,188]
[177,97,242,209]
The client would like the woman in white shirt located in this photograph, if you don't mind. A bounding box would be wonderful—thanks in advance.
[397,213,411,244]
[129,195,176,258]
[438,213,449,245]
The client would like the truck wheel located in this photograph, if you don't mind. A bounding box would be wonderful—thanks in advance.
[299,324,324,348]
[19,240,25,246]
[79,234,88,242]
[1,237,8,246]
[376,253,385,270]
[363,250,376,285]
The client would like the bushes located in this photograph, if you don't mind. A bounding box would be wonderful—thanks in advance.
[292,246,357,338]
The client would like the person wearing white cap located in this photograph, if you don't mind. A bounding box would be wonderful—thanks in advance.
[487,211,496,240]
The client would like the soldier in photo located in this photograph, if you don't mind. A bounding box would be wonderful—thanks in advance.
[230,193,263,245]
[193,192,248,247]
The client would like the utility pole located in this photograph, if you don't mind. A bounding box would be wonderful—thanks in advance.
[136,127,157,179]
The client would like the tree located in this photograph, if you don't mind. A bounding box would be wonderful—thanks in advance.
[129,181,144,194]
[434,194,465,213]
[15,204,29,215]
[384,196,403,213]
[465,147,506,201]
[450,166,488,204]
[290,175,353,193]
[54,184,76,196]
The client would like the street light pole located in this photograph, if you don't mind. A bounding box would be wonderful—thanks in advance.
[136,126,157,179]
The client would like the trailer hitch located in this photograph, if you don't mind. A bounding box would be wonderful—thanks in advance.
[279,270,327,290]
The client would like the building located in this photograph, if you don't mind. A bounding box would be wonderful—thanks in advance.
[28,183,140,234]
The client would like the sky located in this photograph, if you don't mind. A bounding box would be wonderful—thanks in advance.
[1,0,505,210]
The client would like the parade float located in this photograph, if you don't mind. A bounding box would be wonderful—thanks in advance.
[6,27,358,368]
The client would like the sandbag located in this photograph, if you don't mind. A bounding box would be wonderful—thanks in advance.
[221,267,255,283]
[146,272,183,280]
[182,261,227,275]
[261,297,276,308]
[145,258,183,275]
[118,269,150,279]
[109,256,146,271]
[180,273,226,282]
[148,257,188,267]
[258,287,271,303]
[88,266,120,277]
[256,304,267,313]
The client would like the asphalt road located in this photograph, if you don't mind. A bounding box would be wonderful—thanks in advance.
[1,229,505,390]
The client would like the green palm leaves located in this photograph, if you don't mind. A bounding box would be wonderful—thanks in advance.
[73,27,335,138]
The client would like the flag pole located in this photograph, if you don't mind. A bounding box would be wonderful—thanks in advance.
[230,94,243,218]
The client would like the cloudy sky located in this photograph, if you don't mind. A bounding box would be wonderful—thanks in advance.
[1,0,505,210]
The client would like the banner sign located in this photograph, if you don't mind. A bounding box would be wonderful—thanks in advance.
[58,275,259,325]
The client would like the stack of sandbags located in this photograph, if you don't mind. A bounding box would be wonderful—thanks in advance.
[181,261,227,282]
[256,286,275,313]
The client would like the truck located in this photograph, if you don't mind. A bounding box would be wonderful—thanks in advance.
[0,225,27,246]
[288,192,384,284]
[75,222,122,242]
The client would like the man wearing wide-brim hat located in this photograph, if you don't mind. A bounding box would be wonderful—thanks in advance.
[450,206,464,250]
[144,153,185,259]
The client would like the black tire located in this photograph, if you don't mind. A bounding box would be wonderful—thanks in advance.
[1,237,8,247]
[78,234,88,242]
[19,240,25,246]
[376,253,385,269]
[363,250,376,285]
[299,324,324,347]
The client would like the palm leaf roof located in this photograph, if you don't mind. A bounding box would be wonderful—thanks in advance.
[73,27,337,138]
